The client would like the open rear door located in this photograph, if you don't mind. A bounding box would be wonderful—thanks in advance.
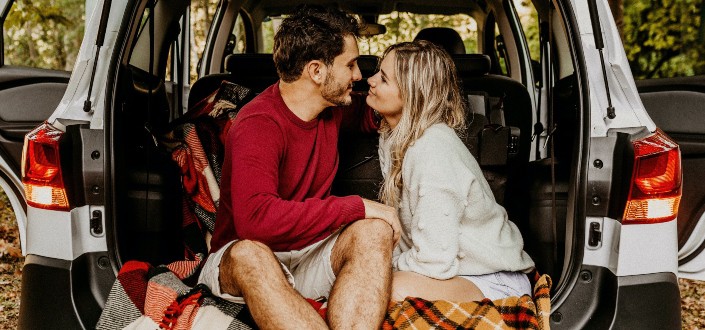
[637,76,705,280]
[0,0,70,177]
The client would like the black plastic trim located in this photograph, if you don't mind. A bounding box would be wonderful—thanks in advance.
[550,0,588,307]
[550,265,618,329]
[612,272,681,329]
[19,253,115,330]
[551,266,681,329]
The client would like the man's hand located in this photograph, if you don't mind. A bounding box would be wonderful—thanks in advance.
[362,199,401,246]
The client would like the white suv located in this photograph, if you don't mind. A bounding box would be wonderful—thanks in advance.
[1,0,702,328]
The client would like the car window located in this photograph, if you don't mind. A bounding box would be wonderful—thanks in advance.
[188,0,219,81]
[493,23,510,76]
[257,12,478,56]
[515,0,539,62]
[360,12,477,56]
[2,0,85,70]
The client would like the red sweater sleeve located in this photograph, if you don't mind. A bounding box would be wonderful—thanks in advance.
[228,114,365,251]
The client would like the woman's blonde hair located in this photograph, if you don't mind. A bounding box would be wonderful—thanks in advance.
[379,40,466,207]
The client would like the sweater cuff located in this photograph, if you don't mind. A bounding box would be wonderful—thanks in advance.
[333,196,366,232]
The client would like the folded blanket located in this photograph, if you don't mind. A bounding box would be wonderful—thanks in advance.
[97,258,551,330]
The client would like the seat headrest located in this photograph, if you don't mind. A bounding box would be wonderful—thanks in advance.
[357,55,379,78]
[453,54,491,77]
[414,27,466,55]
[225,54,278,77]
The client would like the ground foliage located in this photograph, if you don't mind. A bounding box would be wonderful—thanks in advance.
[0,190,23,329]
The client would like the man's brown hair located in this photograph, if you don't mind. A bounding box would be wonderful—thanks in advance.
[273,5,361,83]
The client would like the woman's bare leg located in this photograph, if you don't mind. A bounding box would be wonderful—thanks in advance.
[391,271,484,302]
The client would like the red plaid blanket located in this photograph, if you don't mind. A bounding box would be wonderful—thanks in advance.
[97,258,550,329]
[160,81,253,258]
[96,257,258,330]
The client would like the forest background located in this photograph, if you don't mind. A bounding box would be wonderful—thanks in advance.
[1,0,704,328]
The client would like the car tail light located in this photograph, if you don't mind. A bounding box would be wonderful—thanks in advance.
[22,122,70,211]
[623,129,681,224]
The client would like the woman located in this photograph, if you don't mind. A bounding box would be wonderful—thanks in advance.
[366,40,535,302]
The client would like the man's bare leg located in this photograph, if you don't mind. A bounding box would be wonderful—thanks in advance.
[328,219,394,329]
[220,240,327,330]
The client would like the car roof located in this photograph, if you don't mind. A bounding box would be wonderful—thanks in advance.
[242,0,487,17]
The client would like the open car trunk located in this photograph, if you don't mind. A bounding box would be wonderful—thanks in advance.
[109,0,583,303]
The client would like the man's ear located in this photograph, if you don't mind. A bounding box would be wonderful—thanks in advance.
[305,60,327,85]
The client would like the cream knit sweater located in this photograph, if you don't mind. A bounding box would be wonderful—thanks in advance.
[380,123,535,279]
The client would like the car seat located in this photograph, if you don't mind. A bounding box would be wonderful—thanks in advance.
[414,27,466,54]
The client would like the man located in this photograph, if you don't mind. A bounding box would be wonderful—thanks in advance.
[198,5,401,329]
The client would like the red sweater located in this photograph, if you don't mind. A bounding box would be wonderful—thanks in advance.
[211,83,378,252]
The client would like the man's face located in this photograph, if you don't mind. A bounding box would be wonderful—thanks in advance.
[321,35,362,106]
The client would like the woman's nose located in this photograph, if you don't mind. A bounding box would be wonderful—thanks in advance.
[367,76,375,87]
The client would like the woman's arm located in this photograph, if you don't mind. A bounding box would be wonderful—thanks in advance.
[394,134,469,279]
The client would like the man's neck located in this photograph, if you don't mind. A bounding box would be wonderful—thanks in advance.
[279,80,331,122]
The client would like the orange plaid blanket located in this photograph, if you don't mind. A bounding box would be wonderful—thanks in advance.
[383,274,552,330]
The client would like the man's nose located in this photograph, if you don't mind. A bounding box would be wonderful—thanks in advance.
[353,64,362,81]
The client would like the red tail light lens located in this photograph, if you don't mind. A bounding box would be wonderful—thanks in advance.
[22,122,69,211]
[623,129,681,224]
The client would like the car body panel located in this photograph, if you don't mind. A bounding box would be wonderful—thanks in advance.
[636,75,705,280]
[0,0,74,254]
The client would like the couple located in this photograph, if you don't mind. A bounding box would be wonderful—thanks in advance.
[198,5,535,329]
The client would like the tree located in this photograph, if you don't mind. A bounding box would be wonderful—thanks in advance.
[623,0,705,78]
[3,0,84,71]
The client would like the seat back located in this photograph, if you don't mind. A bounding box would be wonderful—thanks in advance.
[414,27,466,54]
[452,54,532,213]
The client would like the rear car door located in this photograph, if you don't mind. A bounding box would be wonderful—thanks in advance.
[637,76,705,280]
[0,0,73,249]
[0,0,71,186]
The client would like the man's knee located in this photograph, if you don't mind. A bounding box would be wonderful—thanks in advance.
[226,239,272,268]
[342,219,394,250]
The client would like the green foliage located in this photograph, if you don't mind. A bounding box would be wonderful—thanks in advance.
[515,0,540,62]
[623,0,705,79]
[3,0,85,71]
[359,12,477,56]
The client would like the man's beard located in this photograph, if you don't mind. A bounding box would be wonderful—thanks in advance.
[321,71,352,106]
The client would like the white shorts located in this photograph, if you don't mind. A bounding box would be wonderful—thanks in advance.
[198,233,340,304]
[460,271,532,301]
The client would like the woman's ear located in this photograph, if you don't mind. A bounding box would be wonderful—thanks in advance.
[305,60,326,85]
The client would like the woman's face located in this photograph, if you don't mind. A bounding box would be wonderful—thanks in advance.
[367,51,404,128]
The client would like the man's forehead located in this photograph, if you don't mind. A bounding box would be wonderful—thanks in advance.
[336,35,359,62]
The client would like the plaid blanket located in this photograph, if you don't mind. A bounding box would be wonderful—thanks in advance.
[160,81,253,258]
[96,257,258,330]
[97,258,551,330]
[383,274,552,330]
